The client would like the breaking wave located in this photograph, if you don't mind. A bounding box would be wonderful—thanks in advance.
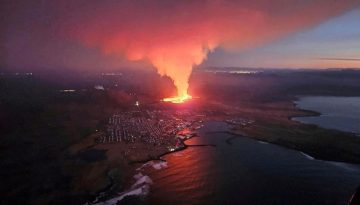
[300,152,315,160]
[93,160,168,205]
[136,160,168,171]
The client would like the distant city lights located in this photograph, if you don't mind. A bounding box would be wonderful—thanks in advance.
[94,85,105,90]
[101,72,123,76]
[204,70,259,74]
[60,89,76,93]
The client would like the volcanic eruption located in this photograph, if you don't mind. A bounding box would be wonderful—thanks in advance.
[45,1,360,102]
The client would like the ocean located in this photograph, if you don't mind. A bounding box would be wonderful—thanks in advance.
[294,96,360,134]
[145,121,360,205]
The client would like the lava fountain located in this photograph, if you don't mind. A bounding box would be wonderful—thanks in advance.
[147,42,213,104]
[56,0,358,105]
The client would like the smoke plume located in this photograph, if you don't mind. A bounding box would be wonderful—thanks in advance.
[3,0,360,99]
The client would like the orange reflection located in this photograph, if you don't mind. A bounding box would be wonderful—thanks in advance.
[163,93,192,104]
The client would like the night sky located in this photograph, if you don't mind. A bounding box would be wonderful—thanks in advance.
[1,0,360,73]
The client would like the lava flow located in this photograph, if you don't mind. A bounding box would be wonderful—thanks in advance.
[163,94,192,104]
[55,0,358,106]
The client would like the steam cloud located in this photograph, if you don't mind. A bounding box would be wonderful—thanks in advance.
[3,0,360,97]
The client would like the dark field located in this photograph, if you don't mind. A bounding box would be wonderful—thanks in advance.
[1,68,360,204]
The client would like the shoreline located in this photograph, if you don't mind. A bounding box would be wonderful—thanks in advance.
[223,129,360,165]
[91,96,360,204]
[291,97,360,135]
[288,97,321,120]
[229,124,360,164]
[90,133,198,205]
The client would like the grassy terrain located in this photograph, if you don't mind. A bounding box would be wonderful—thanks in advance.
[229,100,360,164]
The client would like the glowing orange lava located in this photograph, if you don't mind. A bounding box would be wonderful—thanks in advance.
[163,93,192,104]
[61,0,357,104]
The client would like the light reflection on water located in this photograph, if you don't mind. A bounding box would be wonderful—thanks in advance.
[146,121,360,205]
[147,135,218,205]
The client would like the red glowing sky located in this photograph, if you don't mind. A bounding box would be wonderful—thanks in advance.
[2,0,359,70]
[1,0,360,98]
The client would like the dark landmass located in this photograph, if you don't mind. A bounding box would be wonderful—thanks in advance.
[1,68,360,204]
[0,74,120,204]
[192,68,360,163]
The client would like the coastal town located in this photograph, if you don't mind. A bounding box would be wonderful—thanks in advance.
[97,109,204,152]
